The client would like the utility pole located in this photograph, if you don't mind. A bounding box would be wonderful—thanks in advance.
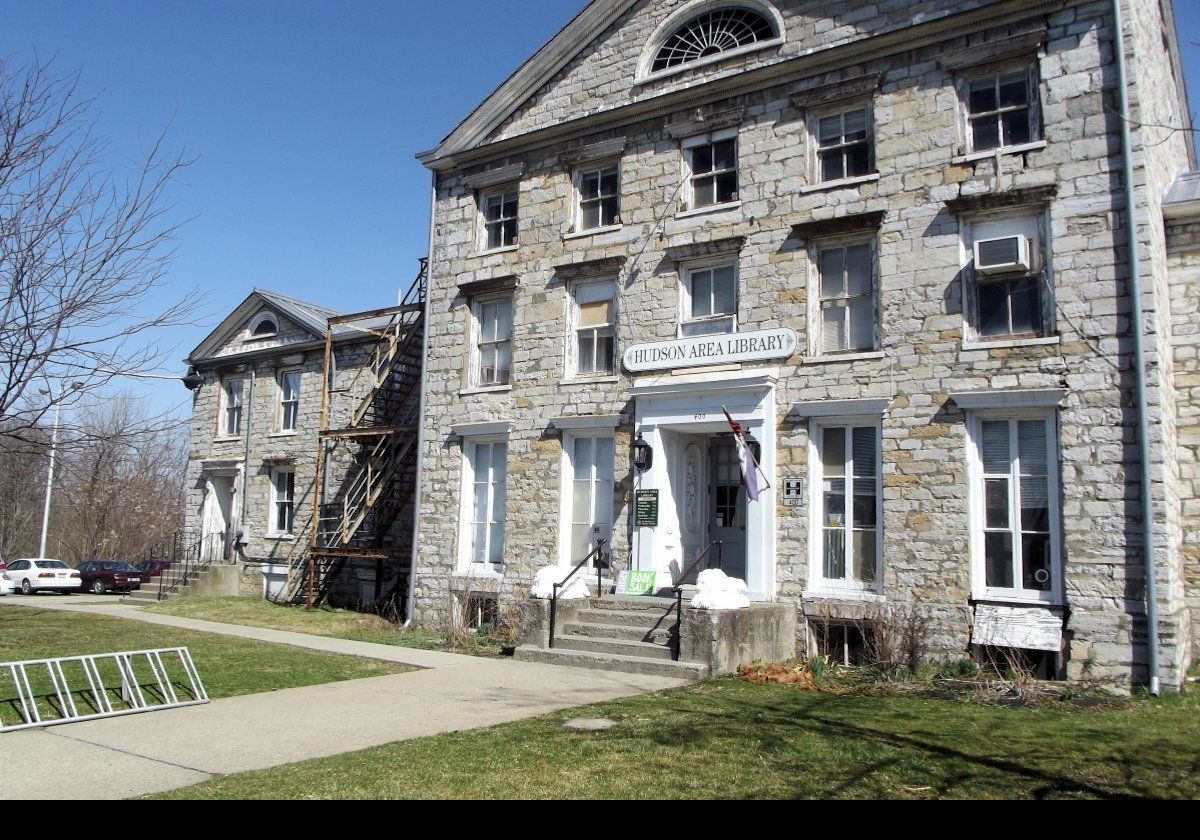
[38,382,82,558]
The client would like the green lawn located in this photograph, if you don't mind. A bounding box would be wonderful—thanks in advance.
[142,596,504,656]
[0,601,408,722]
[155,677,1200,800]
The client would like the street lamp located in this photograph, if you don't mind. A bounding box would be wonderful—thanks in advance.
[38,381,84,559]
[631,433,653,472]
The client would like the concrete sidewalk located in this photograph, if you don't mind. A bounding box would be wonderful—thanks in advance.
[0,599,687,799]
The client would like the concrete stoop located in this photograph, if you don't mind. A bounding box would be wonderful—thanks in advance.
[120,565,239,606]
[515,595,710,680]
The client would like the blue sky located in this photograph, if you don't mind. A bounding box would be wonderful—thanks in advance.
[2,0,1199,419]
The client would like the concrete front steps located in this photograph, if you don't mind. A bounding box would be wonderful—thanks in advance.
[120,565,238,606]
[515,595,709,681]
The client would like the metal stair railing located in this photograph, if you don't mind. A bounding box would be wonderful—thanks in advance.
[549,539,609,650]
[0,648,208,734]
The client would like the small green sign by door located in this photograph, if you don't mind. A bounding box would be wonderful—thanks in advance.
[634,490,659,527]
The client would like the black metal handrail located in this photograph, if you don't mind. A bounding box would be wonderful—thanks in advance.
[156,532,222,601]
[670,540,723,661]
[549,539,609,650]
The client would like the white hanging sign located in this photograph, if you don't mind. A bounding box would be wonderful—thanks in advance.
[623,328,798,373]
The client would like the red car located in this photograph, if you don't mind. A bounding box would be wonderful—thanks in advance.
[75,561,143,595]
[134,559,174,579]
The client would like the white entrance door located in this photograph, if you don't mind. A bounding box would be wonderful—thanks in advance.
[709,436,747,580]
[203,476,236,563]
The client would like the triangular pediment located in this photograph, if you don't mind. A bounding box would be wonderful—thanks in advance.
[188,289,341,364]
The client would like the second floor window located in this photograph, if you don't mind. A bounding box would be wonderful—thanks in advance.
[279,370,301,432]
[571,282,616,377]
[473,295,513,387]
[816,107,871,182]
[817,241,876,353]
[481,187,518,251]
[685,135,738,210]
[967,69,1036,153]
[221,378,244,437]
[577,164,620,230]
[968,213,1047,341]
[681,263,737,336]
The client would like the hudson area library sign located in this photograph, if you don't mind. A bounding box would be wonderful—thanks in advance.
[623,328,798,373]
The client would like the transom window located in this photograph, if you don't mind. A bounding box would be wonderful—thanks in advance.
[472,295,513,387]
[685,135,738,210]
[270,468,295,535]
[279,370,301,432]
[967,70,1036,152]
[816,107,872,182]
[480,187,519,251]
[817,241,876,354]
[221,378,244,437]
[813,423,881,590]
[571,282,616,377]
[651,7,777,74]
[681,262,737,336]
[577,164,620,231]
[467,440,508,570]
[565,435,615,566]
[970,414,1059,602]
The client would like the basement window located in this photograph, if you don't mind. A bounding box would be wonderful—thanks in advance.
[465,595,498,633]
[809,620,870,667]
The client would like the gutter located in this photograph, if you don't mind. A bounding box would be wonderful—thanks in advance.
[1113,0,1160,695]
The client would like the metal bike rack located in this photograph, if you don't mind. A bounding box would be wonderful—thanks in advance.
[0,647,208,734]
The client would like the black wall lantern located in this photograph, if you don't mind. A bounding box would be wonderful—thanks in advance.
[631,434,653,472]
[745,431,762,464]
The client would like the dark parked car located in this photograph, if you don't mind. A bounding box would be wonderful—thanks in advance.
[76,561,143,595]
[134,559,174,579]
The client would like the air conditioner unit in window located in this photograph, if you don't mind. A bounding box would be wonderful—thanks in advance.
[974,235,1032,275]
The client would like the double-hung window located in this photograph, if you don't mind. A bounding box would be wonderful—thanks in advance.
[571,282,616,377]
[816,107,872,182]
[480,186,519,251]
[811,422,882,591]
[968,413,1060,602]
[967,212,1048,341]
[816,240,876,354]
[465,439,508,570]
[278,370,301,433]
[684,132,738,210]
[965,69,1037,153]
[563,435,615,566]
[681,262,737,336]
[577,164,620,231]
[472,295,513,387]
[270,468,295,536]
[221,378,244,437]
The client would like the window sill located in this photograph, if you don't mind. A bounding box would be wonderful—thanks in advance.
[459,385,512,397]
[213,436,242,444]
[798,173,881,194]
[952,140,1047,164]
[801,350,885,365]
[473,245,519,258]
[265,534,296,542]
[961,335,1059,351]
[268,431,301,439]
[560,375,620,386]
[805,588,886,603]
[563,225,623,241]
[974,593,1063,608]
[674,201,742,222]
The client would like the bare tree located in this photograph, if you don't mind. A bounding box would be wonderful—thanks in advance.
[0,56,198,444]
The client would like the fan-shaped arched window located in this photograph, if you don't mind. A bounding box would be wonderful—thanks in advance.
[651,6,777,74]
[251,314,278,337]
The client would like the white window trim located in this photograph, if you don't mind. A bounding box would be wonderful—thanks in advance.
[678,257,739,338]
[457,435,509,575]
[808,100,875,186]
[469,292,514,389]
[219,377,244,439]
[277,368,302,434]
[680,128,740,214]
[267,467,296,538]
[571,160,622,234]
[566,279,618,379]
[477,184,520,254]
[557,432,616,567]
[965,409,1063,605]
[807,415,884,595]
[957,63,1042,157]
[959,208,1054,344]
[807,234,879,357]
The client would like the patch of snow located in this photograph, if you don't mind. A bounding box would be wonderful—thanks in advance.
[530,565,591,600]
[690,568,750,610]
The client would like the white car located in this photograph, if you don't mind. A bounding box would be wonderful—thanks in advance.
[0,571,11,596]
[4,558,81,595]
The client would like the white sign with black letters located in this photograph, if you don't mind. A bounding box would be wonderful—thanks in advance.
[623,328,798,373]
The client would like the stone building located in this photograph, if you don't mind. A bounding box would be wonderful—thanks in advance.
[410,0,1198,690]
[182,281,424,610]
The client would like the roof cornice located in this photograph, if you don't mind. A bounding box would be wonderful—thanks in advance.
[419,0,1076,173]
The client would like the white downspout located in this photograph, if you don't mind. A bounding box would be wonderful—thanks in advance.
[1113,0,1160,695]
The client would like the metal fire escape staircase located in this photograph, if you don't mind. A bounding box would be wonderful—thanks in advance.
[284,261,426,609]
